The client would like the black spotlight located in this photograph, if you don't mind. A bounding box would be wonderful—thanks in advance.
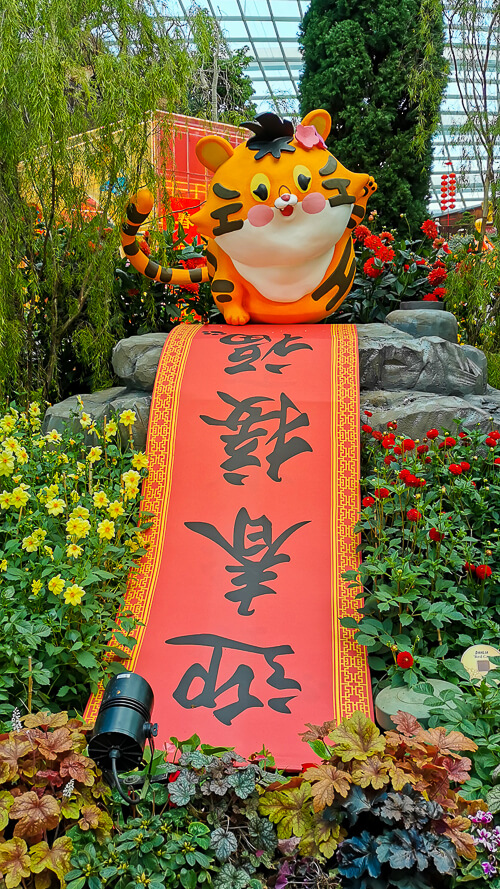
[88,672,158,803]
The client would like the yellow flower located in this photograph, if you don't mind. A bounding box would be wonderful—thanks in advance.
[0,559,7,571]
[132,452,148,470]
[124,486,139,501]
[11,487,29,509]
[76,462,86,473]
[29,402,41,417]
[104,420,118,441]
[66,517,90,540]
[88,446,102,463]
[45,484,59,499]
[119,409,136,428]
[45,429,62,443]
[48,575,65,595]
[107,500,125,518]
[1,415,16,433]
[57,453,69,465]
[16,447,28,465]
[66,543,83,559]
[0,492,12,509]
[93,490,109,508]
[70,505,90,519]
[80,412,92,429]
[35,438,45,448]
[64,584,85,606]
[44,545,54,561]
[122,469,140,489]
[0,452,15,476]
[22,536,38,552]
[46,498,65,516]
[97,519,115,540]
[33,528,47,543]
[32,579,42,596]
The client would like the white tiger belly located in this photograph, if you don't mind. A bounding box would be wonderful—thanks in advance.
[231,247,335,303]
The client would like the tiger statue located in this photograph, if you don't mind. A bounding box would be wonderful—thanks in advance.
[120,109,377,325]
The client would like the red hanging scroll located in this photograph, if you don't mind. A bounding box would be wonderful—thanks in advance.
[85,324,372,767]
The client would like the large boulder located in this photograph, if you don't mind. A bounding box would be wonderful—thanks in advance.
[359,390,492,440]
[385,309,458,344]
[112,333,168,391]
[42,388,152,450]
[357,323,486,396]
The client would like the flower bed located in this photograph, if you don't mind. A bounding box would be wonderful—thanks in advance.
[0,402,149,728]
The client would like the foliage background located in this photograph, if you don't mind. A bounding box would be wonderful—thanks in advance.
[298,0,447,233]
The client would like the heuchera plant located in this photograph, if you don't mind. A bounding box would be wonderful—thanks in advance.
[0,709,111,889]
[258,710,478,889]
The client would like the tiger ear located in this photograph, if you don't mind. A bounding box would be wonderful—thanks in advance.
[196,136,235,172]
[300,109,331,141]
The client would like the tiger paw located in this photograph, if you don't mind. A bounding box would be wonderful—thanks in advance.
[366,176,377,195]
[224,305,250,325]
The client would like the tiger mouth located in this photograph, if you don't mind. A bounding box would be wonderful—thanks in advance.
[280,206,294,217]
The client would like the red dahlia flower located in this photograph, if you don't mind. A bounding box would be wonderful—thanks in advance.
[396,651,414,668]
[423,293,439,301]
[427,429,439,439]
[374,488,390,499]
[364,410,373,417]
[494,458,500,465]
[354,224,371,242]
[417,444,429,454]
[384,455,396,464]
[432,287,446,299]
[449,464,463,475]
[421,219,438,239]
[428,267,447,286]
[362,424,372,433]
[402,439,415,451]
[460,461,470,471]
[486,436,497,447]
[362,496,375,507]
[387,421,398,430]
[394,446,403,455]
[475,565,492,580]
[364,257,383,278]
[407,509,422,521]
[429,528,445,542]
[364,234,384,252]
[372,430,384,440]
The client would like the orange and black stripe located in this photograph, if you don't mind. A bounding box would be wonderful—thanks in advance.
[120,187,210,286]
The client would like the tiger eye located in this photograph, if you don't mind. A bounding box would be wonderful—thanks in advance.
[298,174,311,191]
[253,183,268,200]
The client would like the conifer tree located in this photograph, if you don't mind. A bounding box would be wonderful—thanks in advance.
[298,0,446,232]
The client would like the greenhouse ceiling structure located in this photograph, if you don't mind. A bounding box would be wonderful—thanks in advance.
[168,0,499,216]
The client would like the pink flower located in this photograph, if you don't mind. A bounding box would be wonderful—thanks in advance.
[295,124,326,150]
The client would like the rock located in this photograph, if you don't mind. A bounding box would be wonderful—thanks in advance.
[360,389,491,440]
[385,309,458,344]
[357,323,486,396]
[460,343,489,376]
[112,333,168,391]
[463,385,500,430]
[43,387,152,450]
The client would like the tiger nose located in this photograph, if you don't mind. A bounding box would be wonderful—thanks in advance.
[274,193,298,209]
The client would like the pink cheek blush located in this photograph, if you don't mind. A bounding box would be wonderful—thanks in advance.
[302,192,326,214]
[247,204,274,227]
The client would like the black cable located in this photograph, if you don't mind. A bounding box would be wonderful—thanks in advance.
[109,748,134,806]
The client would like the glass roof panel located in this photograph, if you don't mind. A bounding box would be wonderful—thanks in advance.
[166,0,499,214]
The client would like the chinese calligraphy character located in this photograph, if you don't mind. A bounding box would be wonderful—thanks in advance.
[165,634,301,725]
[185,508,309,616]
[200,392,312,484]
[203,331,312,375]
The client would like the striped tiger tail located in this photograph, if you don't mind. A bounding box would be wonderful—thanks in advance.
[120,187,210,286]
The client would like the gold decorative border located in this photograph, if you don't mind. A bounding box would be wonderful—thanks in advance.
[84,323,201,723]
[330,325,373,721]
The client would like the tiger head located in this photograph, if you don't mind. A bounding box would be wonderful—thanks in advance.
[190,109,373,277]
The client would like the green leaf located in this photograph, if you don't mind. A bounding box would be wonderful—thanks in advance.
[74,650,98,669]
[210,827,238,862]
[487,786,500,813]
